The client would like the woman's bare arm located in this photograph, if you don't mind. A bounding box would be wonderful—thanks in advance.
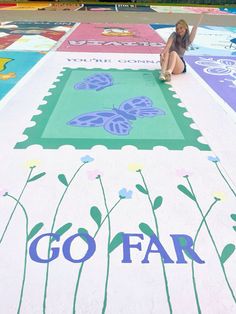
[189,14,204,43]
[160,33,174,59]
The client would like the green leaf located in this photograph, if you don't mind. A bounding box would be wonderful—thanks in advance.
[51,223,72,243]
[233,226,236,232]
[58,174,68,187]
[139,223,155,237]
[136,184,148,195]
[220,244,235,264]
[27,222,44,241]
[177,184,196,201]
[153,196,163,210]
[28,172,46,182]
[77,228,89,243]
[230,214,236,222]
[90,206,102,228]
[109,232,123,253]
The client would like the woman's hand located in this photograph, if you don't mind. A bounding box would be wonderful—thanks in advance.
[198,13,204,26]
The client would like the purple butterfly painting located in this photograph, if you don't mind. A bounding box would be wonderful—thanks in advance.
[67,96,166,136]
[74,73,113,91]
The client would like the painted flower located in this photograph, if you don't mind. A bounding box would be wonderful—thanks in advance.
[176,168,192,178]
[128,163,143,172]
[81,155,94,163]
[25,160,40,169]
[208,156,220,163]
[87,169,102,180]
[119,188,133,199]
[0,188,8,197]
[213,192,225,202]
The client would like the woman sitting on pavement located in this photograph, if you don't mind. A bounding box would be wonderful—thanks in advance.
[159,15,203,82]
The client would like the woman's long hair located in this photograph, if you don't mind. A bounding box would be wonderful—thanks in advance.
[175,19,190,50]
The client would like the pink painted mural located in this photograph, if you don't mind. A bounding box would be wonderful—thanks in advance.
[185,6,231,15]
[57,23,165,53]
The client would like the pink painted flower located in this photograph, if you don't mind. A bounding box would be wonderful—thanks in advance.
[87,169,103,180]
[176,168,193,178]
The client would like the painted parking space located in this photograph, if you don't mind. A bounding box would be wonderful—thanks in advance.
[0,19,236,314]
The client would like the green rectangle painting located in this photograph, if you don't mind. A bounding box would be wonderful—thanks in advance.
[15,68,209,150]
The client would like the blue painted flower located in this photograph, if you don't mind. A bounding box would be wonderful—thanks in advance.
[119,188,133,199]
[208,156,220,163]
[81,155,94,163]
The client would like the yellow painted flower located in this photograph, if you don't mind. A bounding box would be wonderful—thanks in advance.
[25,160,41,169]
[128,163,143,172]
[213,192,226,202]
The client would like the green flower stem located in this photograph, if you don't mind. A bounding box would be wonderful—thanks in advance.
[215,162,236,198]
[72,198,122,314]
[43,163,86,314]
[191,198,219,314]
[6,194,29,314]
[139,170,172,314]
[72,262,85,314]
[186,177,236,304]
[0,167,34,245]
[98,176,111,314]
[94,199,122,238]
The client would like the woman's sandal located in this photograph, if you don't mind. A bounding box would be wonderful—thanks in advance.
[165,71,171,82]
[159,72,166,81]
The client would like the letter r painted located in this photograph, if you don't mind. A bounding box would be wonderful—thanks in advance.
[170,234,205,264]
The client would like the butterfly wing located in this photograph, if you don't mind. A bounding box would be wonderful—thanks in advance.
[104,115,132,136]
[74,73,113,91]
[119,96,165,118]
[67,111,115,127]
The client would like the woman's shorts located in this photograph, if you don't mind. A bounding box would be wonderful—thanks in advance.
[180,57,187,73]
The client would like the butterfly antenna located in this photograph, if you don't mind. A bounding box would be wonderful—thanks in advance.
[103,105,112,110]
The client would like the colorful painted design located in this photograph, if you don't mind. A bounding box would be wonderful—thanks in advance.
[74,73,113,91]
[0,57,13,71]
[0,21,74,51]
[57,23,165,54]
[79,4,155,12]
[80,4,116,11]
[1,154,236,313]
[102,27,134,37]
[67,96,165,136]
[184,6,231,15]
[0,3,16,9]
[152,24,236,56]
[1,20,236,314]
[151,6,190,14]
[151,6,232,15]
[185,56,236,112]
[15,68,209,150]
[0,2,51,10]
[220,8,236,14]
[0,51,43,100]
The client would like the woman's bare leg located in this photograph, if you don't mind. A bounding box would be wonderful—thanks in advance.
[167,51,185,74]
[160,52,170,74]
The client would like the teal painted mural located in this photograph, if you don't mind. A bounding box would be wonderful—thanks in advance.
[15,68,209,150]
[0,51,43,100]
